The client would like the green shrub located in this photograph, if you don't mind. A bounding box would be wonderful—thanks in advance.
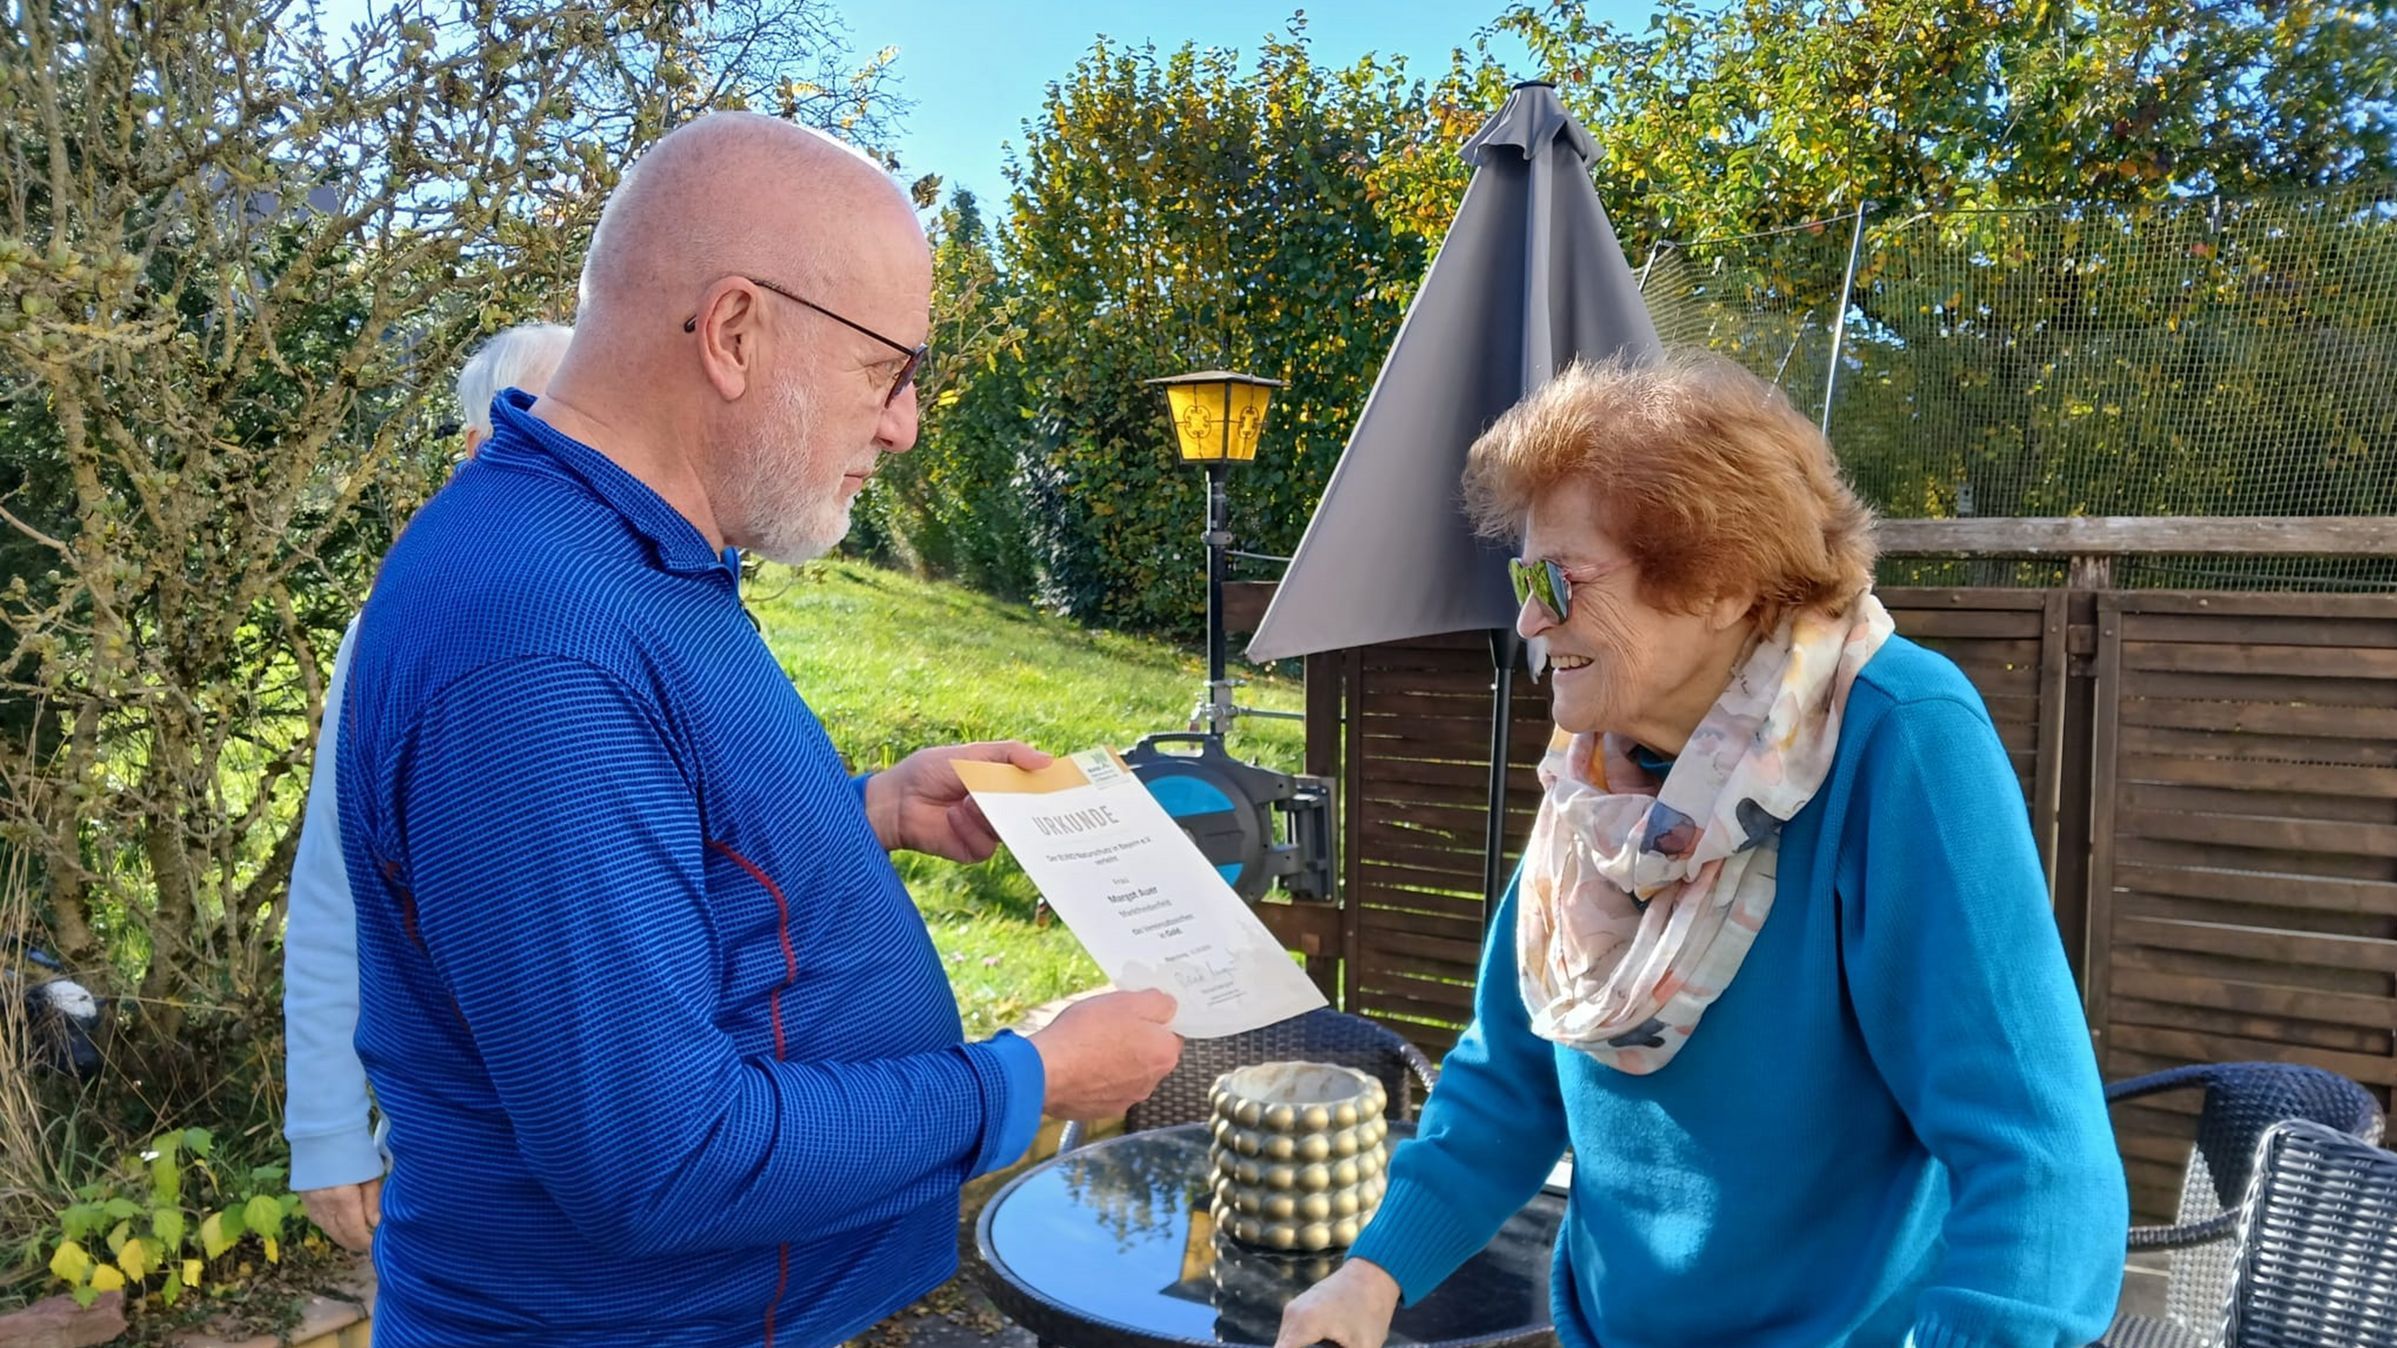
[896,33,1430,635]
[44,1128,306,1311]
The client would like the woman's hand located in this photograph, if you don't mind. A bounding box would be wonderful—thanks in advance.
[1275,1258,1402,1348]
[300,1178,381,1252]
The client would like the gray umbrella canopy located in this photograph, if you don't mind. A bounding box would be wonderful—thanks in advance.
[1246,82,1662,662]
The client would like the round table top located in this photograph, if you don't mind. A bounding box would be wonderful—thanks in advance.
[974,1121,1563,1348]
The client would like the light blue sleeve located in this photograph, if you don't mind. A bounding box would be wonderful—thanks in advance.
[1345,875,1569,1303]
[281,616,385,1191]
[1842,696,2127,1348]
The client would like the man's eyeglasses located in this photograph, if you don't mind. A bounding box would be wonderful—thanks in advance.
[682,275,927,406]
[1508,556,1626,625]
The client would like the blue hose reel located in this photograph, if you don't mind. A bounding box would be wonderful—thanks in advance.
[1122,732,1335,903]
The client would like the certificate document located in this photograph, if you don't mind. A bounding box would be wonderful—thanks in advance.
[954,748,1328,1038]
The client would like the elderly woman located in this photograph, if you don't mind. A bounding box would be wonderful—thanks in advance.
[1278,354,2125,1348]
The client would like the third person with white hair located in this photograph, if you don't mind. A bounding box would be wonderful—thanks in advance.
[280,320,573,1250]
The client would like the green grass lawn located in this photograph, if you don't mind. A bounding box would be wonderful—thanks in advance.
[750,559,1306,1037]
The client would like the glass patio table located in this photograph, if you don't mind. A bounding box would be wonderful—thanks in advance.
[974,1120,1563,1348]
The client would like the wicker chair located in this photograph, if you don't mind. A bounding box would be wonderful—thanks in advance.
[2220,1118,2397,1347]
[1056,1007,1439,1152]
[2103,1063,2384,1348]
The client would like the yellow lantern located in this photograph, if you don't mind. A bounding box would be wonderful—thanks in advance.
[1146,370,1286,464]
[1143,368,1288,737]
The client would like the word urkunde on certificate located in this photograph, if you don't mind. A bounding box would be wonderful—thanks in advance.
[954,748,1327,1038]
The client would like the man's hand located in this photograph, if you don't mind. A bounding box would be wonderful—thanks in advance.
[1029,989,1182,1120]
[300,1178,382,1253]
[1274,1258,1402,1348]
[863,741,1052,862]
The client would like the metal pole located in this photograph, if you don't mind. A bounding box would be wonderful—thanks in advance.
[1820,202,1869,437]
[1204,461,1231,736]
[1636,239,1665,295]
[1482,629,1520,915]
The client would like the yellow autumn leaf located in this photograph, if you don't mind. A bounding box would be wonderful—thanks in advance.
[199,1212,236,1259]
[49,1240,94,1285]
[262,1235,280,1263]
[89,1265,125,1293]
[117,1237,155,1282]
[182,1260,203,1287]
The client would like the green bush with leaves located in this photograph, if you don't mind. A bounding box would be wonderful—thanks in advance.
[44,1128,302,1311]
[0,0,906,1309]
[852,188,1044,598]
[1018,31,1438,636]
[873,27,1431,636]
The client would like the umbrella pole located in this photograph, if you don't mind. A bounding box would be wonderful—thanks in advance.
[1482,628,1520,915]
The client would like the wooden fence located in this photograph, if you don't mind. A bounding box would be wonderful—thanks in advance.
[2085,591,2397,1216]
[1244,516,2397,1223]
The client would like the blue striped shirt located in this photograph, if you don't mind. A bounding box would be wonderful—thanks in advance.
[339,390,1044,1346]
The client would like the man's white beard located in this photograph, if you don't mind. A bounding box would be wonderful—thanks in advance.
[733,377,853,566]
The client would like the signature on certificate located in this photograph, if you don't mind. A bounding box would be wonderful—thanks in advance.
[1173,957,1238,989]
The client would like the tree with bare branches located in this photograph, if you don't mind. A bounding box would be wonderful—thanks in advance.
[0,0,900,1137]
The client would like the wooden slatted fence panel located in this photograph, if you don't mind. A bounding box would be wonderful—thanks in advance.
[2086,592,2397,1221]
[1335,631,1550,1058]
[1878,589,2076,887]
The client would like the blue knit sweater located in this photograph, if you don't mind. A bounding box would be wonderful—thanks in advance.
[1347,637,2127,1348]
[338,391,1045,1347]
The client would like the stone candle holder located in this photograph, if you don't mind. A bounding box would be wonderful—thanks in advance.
[1206,1062,1389,1252]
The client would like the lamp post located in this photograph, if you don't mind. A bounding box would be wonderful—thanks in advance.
[1145,369,1286,737]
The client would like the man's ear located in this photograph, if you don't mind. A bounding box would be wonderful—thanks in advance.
[693,282,760,402]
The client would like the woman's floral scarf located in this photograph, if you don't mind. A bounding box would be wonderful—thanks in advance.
[1516,594,1894,1072]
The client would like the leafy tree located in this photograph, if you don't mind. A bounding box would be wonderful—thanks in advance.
[0,0,900,1135]
[1440,0,2397,527]
[1495,0,2397,243]
[851,187,1043,597]
[990,27,1433,634]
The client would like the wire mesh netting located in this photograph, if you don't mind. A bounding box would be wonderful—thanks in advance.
[1640,185,2397,590]
[1639,217,1853,428]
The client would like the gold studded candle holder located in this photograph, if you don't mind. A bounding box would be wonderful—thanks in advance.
[1207,1062,1389,1252]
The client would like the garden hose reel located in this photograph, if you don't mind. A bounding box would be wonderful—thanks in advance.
[1122,732,1335,904]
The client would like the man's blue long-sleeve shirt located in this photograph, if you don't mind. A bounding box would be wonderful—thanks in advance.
[339,391,1045,1347]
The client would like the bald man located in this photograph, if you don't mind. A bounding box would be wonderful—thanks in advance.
[337,114,1181,1347]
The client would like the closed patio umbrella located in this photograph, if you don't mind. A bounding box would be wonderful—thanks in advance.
[1245,81,1661,907]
